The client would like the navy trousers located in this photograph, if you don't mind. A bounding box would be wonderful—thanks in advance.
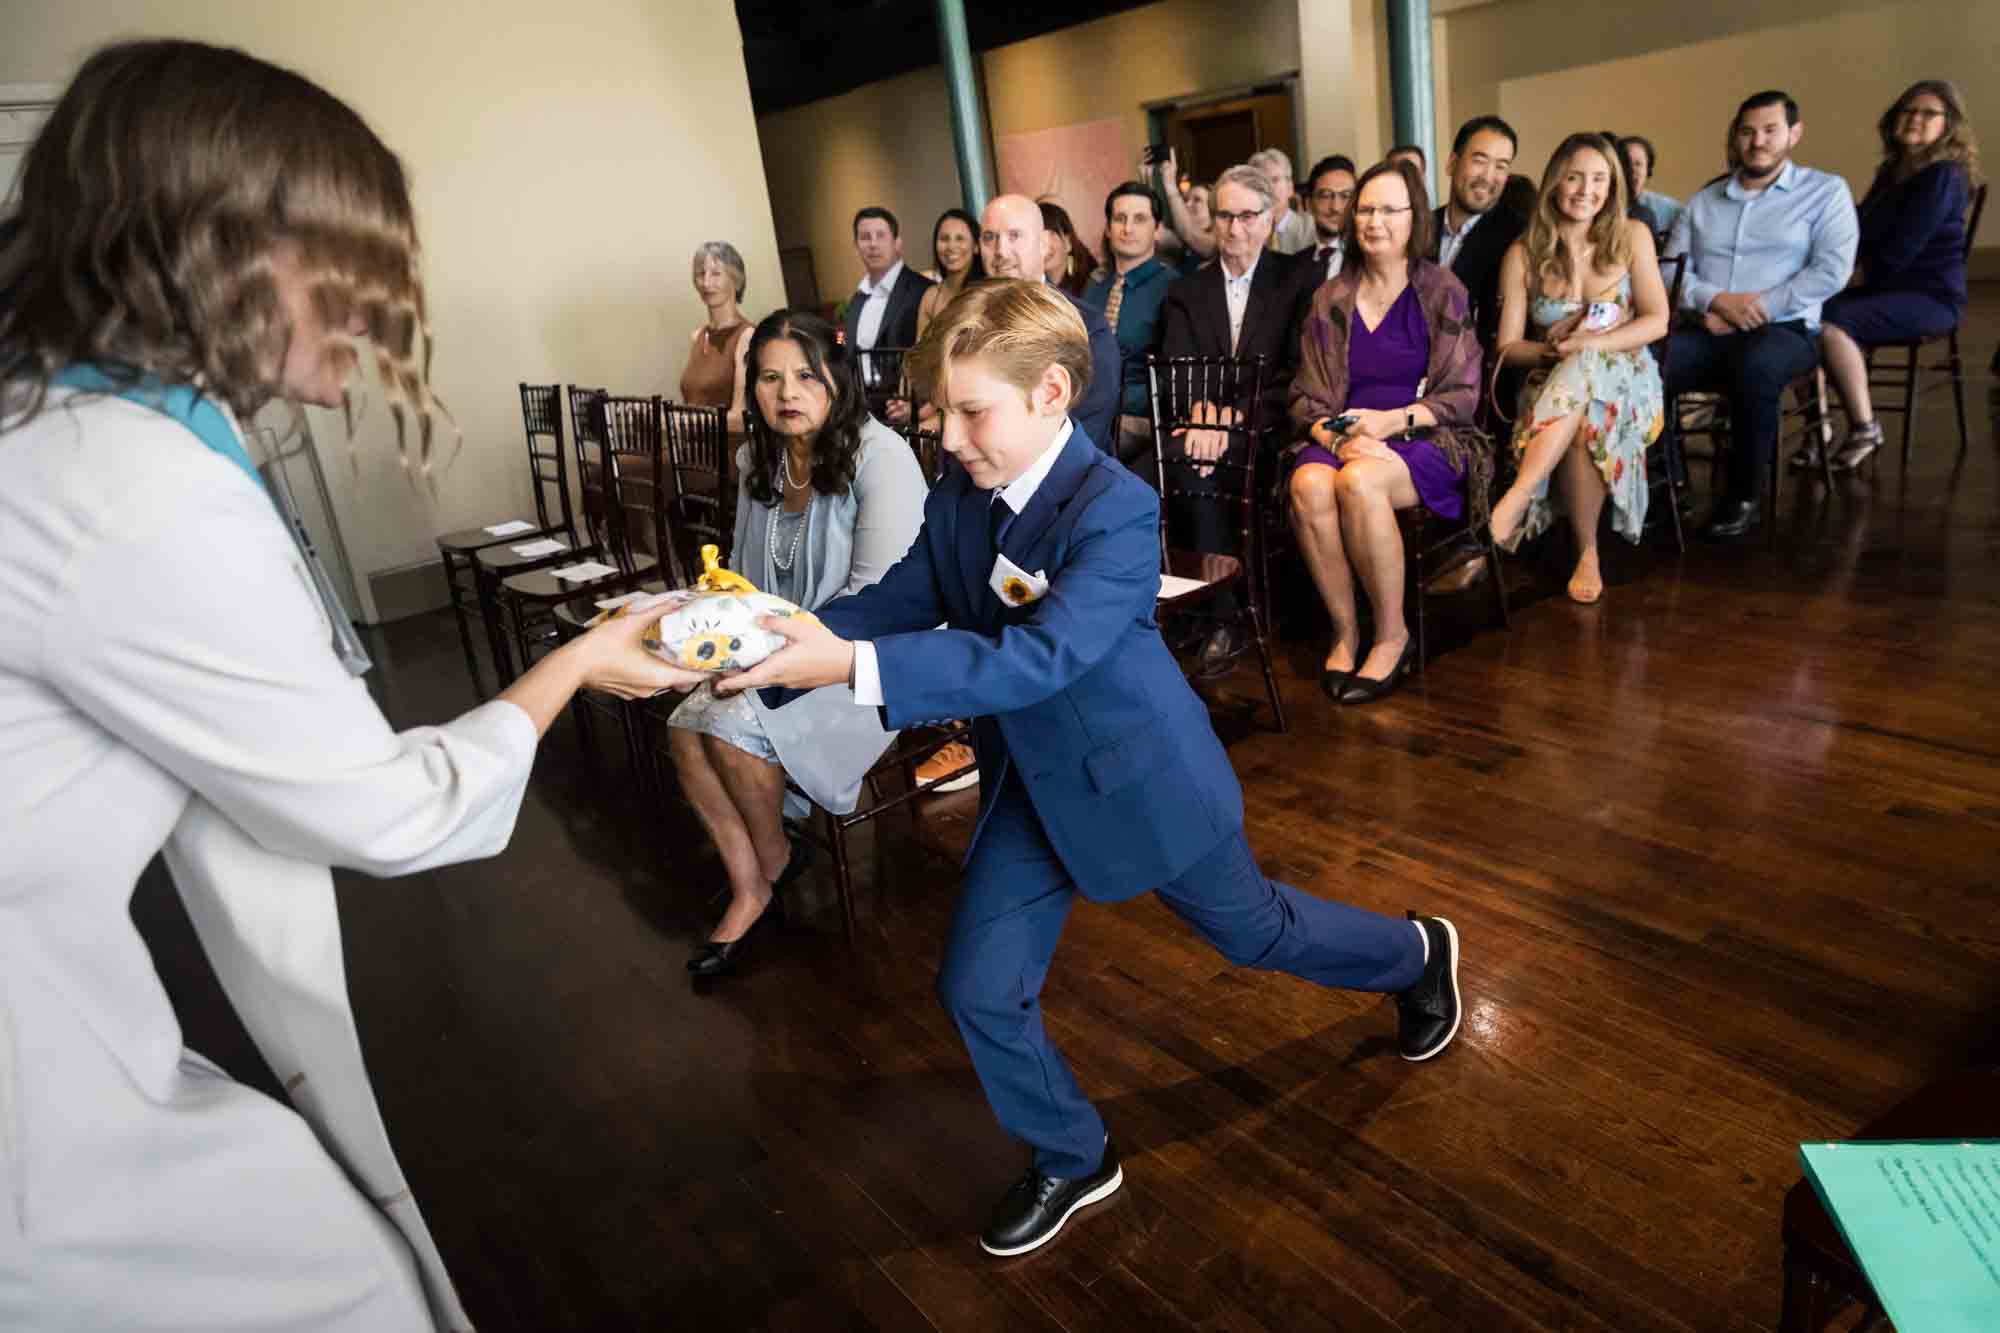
[938,767,1427,1179]
[1663,320,1818,503]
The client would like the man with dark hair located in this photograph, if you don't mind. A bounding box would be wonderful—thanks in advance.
[1430,116,1522,355]
[1386,143,1426,174]
[1620,134,1684,236]
[844,205,934,416]
[1664,89,1857,540]
[1083,180,1177,463]
[1303,153,1358,283]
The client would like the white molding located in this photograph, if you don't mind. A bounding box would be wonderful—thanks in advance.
[0,83,62,106]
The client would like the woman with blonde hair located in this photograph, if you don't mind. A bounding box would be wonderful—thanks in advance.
[1491,132,1669,603]
[679,240,753,433]
[1805,79,1981,473]
[0,39,699,1330]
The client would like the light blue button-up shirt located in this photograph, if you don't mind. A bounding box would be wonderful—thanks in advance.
[1667,160,1858,329]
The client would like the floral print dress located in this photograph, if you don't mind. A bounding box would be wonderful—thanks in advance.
[1511,273,1663,544]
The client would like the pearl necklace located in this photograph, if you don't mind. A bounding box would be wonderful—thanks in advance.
[770,448,811,573]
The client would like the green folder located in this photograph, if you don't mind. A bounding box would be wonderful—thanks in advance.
[1799,1140,2000,1331]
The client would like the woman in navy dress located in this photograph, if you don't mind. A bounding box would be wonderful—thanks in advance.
[1811,80,1980,472]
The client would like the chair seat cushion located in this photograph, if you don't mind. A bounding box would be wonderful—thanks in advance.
[437,523,557,554]
[477,538,591,574]
[552,580,669,632]
[1157,549,1242,606]
[502,552,658,601]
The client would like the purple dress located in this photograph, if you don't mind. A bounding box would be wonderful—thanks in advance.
[1295,283,1465,520]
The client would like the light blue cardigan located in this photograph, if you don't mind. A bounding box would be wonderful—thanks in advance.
[735,416,927,813]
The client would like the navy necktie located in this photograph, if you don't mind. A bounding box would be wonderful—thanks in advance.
[988,495,1014,554]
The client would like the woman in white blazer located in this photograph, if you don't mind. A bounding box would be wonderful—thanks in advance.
[0,41,702,1332]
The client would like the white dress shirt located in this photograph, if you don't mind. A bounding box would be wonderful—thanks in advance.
[1437,206,1485,271]
[1220,251,1262,354]
[850,418,1074,706]
[853,258,905,350]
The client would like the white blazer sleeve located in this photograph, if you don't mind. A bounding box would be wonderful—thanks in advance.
[40,458,538,878]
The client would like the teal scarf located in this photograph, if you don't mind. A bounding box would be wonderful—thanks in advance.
[50,364,266,493]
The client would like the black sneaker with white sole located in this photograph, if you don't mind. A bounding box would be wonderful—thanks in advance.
[979,1139,1123,1257]
[1395,914,1462,1061]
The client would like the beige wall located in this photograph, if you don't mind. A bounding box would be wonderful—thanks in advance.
[982,0,1298,143]
[1444,0,1997,259]
[2,0,782,620]
[756,64,963,306]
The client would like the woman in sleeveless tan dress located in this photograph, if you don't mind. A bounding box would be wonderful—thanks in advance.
[680,240,753,434]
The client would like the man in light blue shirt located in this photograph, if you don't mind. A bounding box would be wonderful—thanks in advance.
[1663,90,1858,540]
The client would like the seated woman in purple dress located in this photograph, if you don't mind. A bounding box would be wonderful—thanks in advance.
[1288,159,1489,706]
[1809,79,1980,473]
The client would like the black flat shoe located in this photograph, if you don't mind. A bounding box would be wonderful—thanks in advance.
[687,892,783,978]
[1319,667,1353,702]
[979,1140,1124,1257]
[1339,637,1416,705]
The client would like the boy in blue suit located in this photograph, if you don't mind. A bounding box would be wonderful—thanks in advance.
[720,279,1464,1257]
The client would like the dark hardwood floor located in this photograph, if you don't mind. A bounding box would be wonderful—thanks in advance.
[137,292,2000,1331]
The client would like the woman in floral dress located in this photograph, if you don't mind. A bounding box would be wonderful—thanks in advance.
[1490,133,1670,603]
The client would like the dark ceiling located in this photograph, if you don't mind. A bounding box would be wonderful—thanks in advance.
[737,0,1161,115]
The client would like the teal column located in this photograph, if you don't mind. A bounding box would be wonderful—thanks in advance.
[1386,0,1436,190]
[935,0,993,214]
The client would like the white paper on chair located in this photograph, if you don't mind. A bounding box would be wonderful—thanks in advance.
[594,591,651,610]
[510,538,567,557]
[484,519,535,537]
[1159,574,1207,599]
[551,560,619,582]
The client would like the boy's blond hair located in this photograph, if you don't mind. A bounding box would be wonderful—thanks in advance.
[907,278,1092,410]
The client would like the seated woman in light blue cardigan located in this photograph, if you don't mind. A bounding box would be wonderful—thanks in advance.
[669,310,927,977]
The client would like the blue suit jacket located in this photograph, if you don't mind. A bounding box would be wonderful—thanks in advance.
[805,424,1244,901]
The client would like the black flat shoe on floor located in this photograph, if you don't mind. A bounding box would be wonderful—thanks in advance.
[688,892,783,978]
[1339,637,1415,705]
[1319,667,1352,702]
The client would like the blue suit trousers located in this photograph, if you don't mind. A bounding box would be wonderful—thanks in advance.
[938,767,1427,1179]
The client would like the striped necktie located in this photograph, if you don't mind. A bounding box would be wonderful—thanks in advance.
[1102,273,1125,333]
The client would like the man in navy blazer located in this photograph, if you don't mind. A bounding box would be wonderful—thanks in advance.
[721,280,1463,1259]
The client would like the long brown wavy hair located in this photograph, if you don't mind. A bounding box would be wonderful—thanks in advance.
[1877,79,1982,187]
[740,311,868,507]
[0,40,450,473]
[1523,134,1634,296]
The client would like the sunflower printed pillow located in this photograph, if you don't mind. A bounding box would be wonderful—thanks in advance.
[639,589,819,672]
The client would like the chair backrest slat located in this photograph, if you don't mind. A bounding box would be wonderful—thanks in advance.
[1963,183,1988,264]
[662,403,733,585]
[593,394,665,576]
[1145,352,1269,576]
[519,383,573,539]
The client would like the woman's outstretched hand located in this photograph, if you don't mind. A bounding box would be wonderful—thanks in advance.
[577,595,709,698]
[713,615,857,695]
